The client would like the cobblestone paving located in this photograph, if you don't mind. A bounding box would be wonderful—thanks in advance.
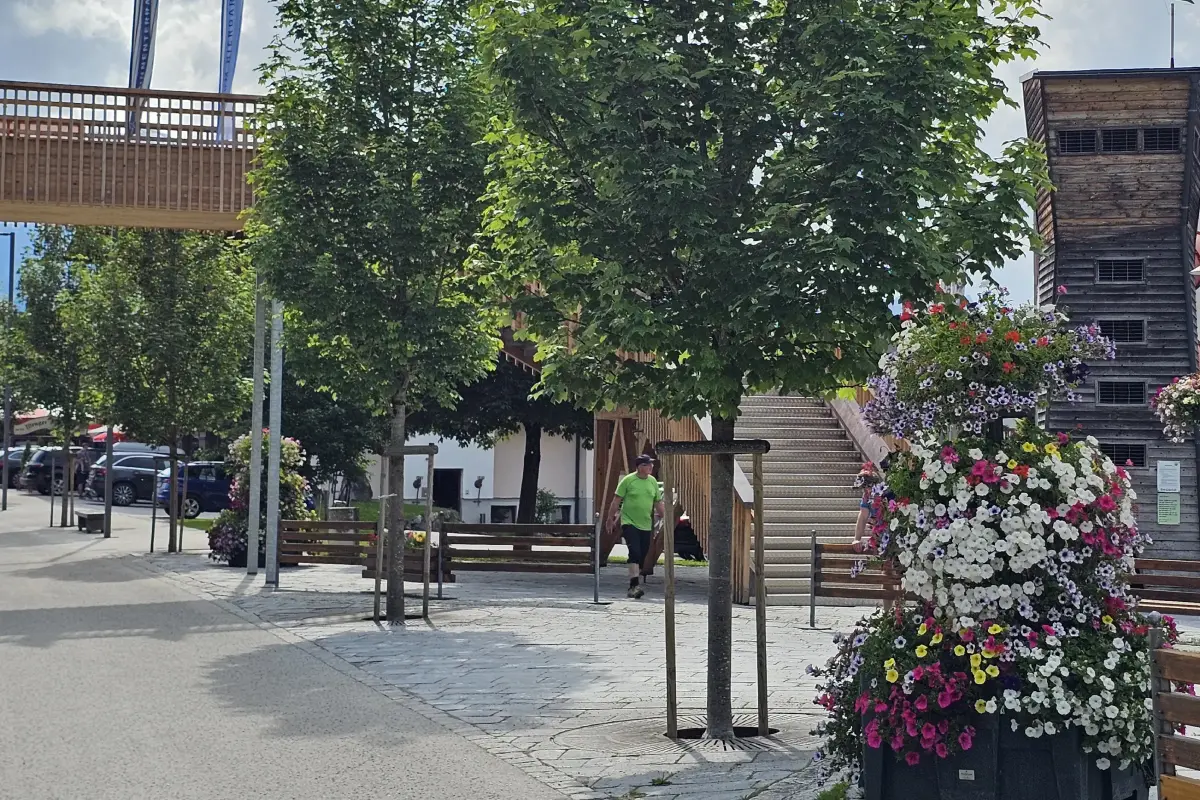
[135,552,874,799]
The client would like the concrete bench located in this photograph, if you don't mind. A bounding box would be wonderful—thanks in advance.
[76,511,105,534]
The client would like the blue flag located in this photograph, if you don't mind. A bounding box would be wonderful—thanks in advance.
[217,0,245,141]
[128,0,159,90]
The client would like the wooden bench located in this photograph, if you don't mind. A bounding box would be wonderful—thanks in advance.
[441,522,597,574]
[281,520,452,582]
[1150,637,1200,797]
[76,510,105,533]
[1132,559,1200,616]
[809,536,902,627]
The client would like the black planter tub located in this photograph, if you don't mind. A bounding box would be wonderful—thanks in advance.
[862,714,1151,800]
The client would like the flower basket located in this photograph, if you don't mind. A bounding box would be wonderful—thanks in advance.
[862,712,1150,800]
[1151,374,1200,442]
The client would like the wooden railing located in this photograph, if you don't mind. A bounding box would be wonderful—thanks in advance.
[1151,638,1200,796]
[0,80,263,230]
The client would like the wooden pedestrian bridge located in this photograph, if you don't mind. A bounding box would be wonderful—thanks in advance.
[1,80,262,230]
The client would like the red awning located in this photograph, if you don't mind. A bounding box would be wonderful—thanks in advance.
[88,425,127,443]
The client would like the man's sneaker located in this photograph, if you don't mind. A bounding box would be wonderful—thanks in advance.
[633,585,645,599]
[627,585,639,598]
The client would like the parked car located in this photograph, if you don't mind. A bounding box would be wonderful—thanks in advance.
[20,447,84,495]
[86,446,171,506]
[2,447,30,489]
[156,461,231,519]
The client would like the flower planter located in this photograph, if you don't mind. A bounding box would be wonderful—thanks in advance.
[862,715,1150,800]
[225,551,266,569]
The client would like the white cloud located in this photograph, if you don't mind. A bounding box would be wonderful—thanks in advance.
[14,0,127,41]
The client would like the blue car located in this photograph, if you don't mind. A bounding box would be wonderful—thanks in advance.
[156,461,231,519]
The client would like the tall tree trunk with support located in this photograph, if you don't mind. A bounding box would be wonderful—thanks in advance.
[385,381,409,623]
[706,415,736,739]
[516,423,542,523]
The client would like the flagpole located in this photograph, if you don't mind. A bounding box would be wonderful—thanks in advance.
[1173,2,1177,69]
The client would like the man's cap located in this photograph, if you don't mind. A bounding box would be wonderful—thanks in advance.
[635,454,655,466]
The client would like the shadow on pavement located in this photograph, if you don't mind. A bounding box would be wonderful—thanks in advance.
[0,600,258,648]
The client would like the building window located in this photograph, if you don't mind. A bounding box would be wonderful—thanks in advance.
[1097,381,1146,406]
[1058,129,1098,154]
[1096,259,1145,283]
[1144,127,1182,152]
[490,505,517,523]
[1101,129,1139,153]
[1097,319,1146,343]
[1099,443,1147,468]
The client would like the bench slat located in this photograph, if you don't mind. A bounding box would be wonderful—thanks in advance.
[282,520,376,531]
[1159,692,1200,726]
[1157,649,1200,683]
[451,562,594,574]
[1131,575,1200,590]
[1162,733,1200,771]
[814,587,902,601]
[1134,589,1200,604]
[1160,774,1200,800]
[444,535,593,548]
[280,532,375,543]
[1137,559,1200,573]
[278,555,363,566]
[450,549,592,564]
[446,523,594,536]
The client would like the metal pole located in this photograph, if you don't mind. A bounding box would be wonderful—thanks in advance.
[422,447,434,618]
[809,530,818,629]
[662,456,678,740]
[246,283,266,575]
[49,462,55,526]
[1,231,13,513]
[264,299,284,586]
[102,423,114,537]
[178,456,188,550]
[592,514,601,604]
[373,458,388,623]
[436,513,444,600]
[1172,3,1177,69]
[753,453,768,737]
[150,457,160,552]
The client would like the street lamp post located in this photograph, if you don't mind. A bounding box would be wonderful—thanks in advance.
[1,231,15,513]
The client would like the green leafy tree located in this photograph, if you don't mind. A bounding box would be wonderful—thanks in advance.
[477,0,1046,737]
[250,0,501,621]
[408,357,592,522]
[110,230,254,552]
[0,226,106,524]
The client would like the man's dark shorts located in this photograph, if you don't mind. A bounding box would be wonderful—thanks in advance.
[622,524,653,567]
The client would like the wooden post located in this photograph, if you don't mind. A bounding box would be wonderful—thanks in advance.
[373,457,388,623]
[753,452,768,736]
[809,529,819,629]
[422,446,435,619]
[662,455,678,740]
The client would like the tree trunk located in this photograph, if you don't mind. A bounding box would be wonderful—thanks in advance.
[516,423,542,523]
[103,421,114,537]
[385,388,408,623]
[706,415,736,739]
[167,436,179,554]
[58,429,70,528]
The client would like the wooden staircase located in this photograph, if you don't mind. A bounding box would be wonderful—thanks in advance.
[737,395,866,607]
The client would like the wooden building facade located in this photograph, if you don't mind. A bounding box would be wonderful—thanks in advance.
[1023,68,1200,555]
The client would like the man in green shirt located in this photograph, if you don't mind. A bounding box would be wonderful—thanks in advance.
[608,454,666,598]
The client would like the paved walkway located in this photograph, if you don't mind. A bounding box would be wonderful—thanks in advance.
[135,544,873,800]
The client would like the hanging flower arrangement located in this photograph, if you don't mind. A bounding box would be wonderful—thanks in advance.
[864,291,1115,440]
[1151,374,1200,442]
[811,290,1181,793]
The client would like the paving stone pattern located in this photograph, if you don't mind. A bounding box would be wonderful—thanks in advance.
[137,553,875,799]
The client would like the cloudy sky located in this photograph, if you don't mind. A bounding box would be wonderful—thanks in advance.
[0,0,1194,304]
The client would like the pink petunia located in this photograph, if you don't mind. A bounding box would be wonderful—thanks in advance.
[905,751,922,766]
[936,743,949,758]
[914,695,928,711]
[959,731,974,751]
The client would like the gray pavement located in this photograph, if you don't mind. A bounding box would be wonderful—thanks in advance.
[0,492,566,800]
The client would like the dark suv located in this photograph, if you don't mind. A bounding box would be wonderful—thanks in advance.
[86,450,171,506]
[20,447,83,495]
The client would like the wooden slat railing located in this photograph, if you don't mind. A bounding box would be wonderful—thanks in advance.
[1152,638,1200,797]
[0,80,263,230]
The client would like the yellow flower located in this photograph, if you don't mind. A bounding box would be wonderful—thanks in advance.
[975,700,989,714]
[915,645,928,658]
[1044,443,1059,456]
[973,670,987,685]
[931,632,944,645]
[884,658,896,670]
[988,624,1003,635]
[982,647,996,659]
[1101,615,1113,626]
[886,669,900,684]
[986,665,1000,678]
[954,645,966,657]
[918,623,928,636]
[970,653,982,669]
[1022,442,1037,453]
[1007,460,1018,470]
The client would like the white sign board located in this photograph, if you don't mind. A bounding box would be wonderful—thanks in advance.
[1158,460,1182,493]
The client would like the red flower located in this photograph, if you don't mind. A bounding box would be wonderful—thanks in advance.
[1036,336,1049,347]
[1004,330,1021,343]
[960,336,971,346]
[976,333,989,344]
[1002,362,1014,373]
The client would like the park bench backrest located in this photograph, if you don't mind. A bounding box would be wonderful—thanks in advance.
[441,522,596,574]
[1150,636,1200,795]
[1131,558,1200,614]
[809,538,903,627]
[279,520,376,566]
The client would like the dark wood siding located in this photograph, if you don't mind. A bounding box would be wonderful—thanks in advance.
[1027,70,1200,557]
